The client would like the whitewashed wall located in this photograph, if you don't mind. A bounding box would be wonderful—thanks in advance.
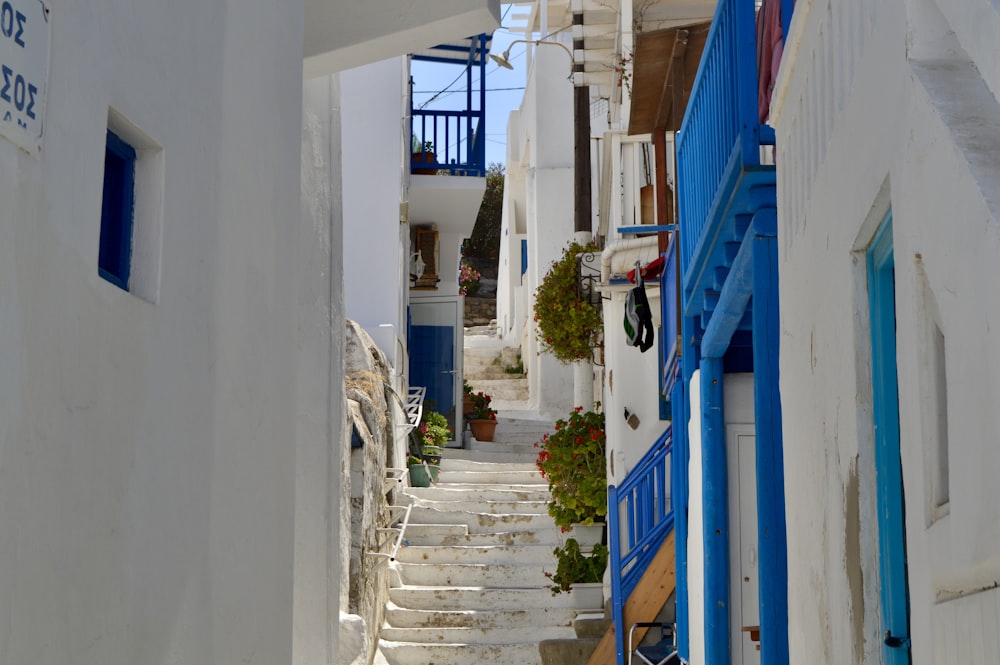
[0,1,304,663]
[772,0,1000,662]
[342,57,408,349]
[496,44,577,416]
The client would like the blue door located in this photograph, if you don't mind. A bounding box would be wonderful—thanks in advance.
[409,299,459,439]
[867,214,911,663]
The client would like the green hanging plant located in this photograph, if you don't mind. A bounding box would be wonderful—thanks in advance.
[546,538,609,595]
[534,241,603,364]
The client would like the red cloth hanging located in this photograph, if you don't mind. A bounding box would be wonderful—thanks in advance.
[627,256,666,284]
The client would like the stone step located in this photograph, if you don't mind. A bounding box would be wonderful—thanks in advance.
[394,544,556,566]
[411,529,562,547]
[394,561,552,587]
[409,497,551,514]
[467,381,530,401]
[389,585,584,611]
[379,640,544,665]
[406,506,554,533]
[384,604,578,629]
[439,458,539,473]
[379,624,575,646]
[405,484,549,503]
[468,440,541,457]
[437,469,545,484]
[444,446,538,464]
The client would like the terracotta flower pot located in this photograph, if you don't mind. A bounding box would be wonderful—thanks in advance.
[463,394,475,416]
[469,418,497,442]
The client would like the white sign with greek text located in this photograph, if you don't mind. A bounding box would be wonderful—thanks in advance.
[0,0,48,153]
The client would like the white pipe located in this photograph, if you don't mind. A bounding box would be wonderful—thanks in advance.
[600,237,659,282]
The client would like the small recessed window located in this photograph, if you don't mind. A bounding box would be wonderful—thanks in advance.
[99,130,136,290]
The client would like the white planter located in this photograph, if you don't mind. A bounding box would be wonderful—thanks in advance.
[561,523,605,550]
[568,582,605,610]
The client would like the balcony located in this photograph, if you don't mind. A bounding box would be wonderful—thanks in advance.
[408,34,490,235]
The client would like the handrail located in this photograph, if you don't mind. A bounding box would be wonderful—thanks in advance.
[676,0,761,271]
[609,425,674,665]
[411,111,485,176]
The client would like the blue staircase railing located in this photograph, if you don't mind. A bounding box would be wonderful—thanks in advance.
[608,425,674,665]
[676,0,761,270]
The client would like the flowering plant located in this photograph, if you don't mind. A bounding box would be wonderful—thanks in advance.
[534,241,603,364]
[546,538,609,595]
[535,405,607,529]
[459,262,482,296]
[420,410,451,450]
[469,391,497,420]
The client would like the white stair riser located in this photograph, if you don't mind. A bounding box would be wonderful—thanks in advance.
[394,545,556,565]
[379,625,574,645]
[411,498,551,514]
[405,508,555,533]
[439,458,539,473]
[405,486,550,502]
[405,529,564,547]
[389,586,585,611]
[438,470,544,484]
[384,605,578,629]
[395,562,552,587]
[379,640,543,665]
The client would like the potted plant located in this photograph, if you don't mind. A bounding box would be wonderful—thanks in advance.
[468,391,498,442]
[545,538,609,608]
[535,405,607,530]
[459,261,482,296]
[411,138,437,175]
[407,455,432,487]
[462,380,475,416]
[534,241,604,364]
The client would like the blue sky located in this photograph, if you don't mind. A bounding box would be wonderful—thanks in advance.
[410,5,529,168]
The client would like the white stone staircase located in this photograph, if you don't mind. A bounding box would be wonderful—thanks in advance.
[378,420,596,665]
[464,335,530,410]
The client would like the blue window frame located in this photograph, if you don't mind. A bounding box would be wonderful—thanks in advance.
[99,130,136,290]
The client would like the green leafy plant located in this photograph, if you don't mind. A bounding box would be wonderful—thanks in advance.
[420,410,451,449]
[535,405,607,529]
[534,241,603,364]
[463,379,474,396]
[469,391,497,421]
[546,538,609,595]
[407,455,423,466]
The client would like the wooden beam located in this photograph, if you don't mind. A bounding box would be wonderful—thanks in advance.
[586,531,677,665]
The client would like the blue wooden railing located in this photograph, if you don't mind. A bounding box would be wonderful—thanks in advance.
[608,426,674,665]
[411,110,485,176]
[676,0,762,269]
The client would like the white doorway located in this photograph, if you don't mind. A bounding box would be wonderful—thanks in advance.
[727,424,760,665]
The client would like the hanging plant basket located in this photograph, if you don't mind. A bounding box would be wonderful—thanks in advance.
[534,241,604,364]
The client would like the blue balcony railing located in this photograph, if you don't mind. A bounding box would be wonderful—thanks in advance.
[608,426,674,665]
[676,0,762,269]
[411,110,486,176]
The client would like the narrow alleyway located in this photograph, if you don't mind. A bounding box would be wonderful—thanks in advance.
[377,328,595,664]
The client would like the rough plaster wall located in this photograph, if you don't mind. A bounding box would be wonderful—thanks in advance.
[345,321,395,663]
[775,0,1000,662]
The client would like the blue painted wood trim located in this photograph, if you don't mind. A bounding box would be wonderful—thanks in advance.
[608,483,626,664]
[617,225,677,234]
[751,229,790,665]
[867,214,912,664]
[672,379,690,660]
[701,357,730,665]
[701,234,753,358]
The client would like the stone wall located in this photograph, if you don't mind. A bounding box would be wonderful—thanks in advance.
[464,296,497,327]
[344,320,401,664]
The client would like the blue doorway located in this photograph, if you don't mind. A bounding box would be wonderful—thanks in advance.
[409,298,461,441]
[867,214,912,664]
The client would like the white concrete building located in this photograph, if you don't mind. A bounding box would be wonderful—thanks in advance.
[772,0,1000,662]
[0,1,498,664]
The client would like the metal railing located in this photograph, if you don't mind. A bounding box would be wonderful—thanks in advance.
[608,426,675,665]
[411,110,485,176]
[676,0,761,269]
